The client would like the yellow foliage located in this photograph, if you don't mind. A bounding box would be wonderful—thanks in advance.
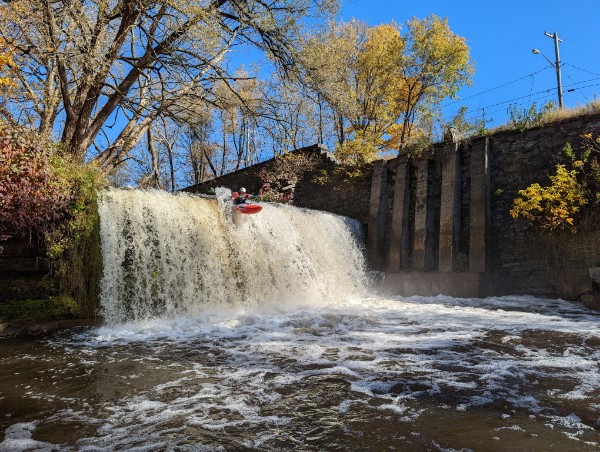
[335,130,381,164]
[510,164,588,233]
[0,39,16,89]
[301,15,473,163]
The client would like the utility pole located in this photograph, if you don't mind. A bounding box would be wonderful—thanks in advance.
[545,31,564,109]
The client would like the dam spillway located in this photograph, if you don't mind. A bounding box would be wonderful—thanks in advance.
[97,188,367,324]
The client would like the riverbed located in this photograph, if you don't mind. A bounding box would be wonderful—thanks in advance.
[1,294,599,450]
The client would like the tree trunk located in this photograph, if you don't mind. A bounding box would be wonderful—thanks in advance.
[166,143,175,192]
[147,127,161,188]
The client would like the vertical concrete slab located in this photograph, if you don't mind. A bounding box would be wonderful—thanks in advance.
[413,160,430,270]
[425,160,439,271]
[367,160,388,269]
[387,158,409,272]
[469,137,489,273]
[439,143,461,272]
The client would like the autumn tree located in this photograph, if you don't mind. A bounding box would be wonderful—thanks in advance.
[0,39,17,122]
[214,69,263,171]
[0,42,14,87]
[258,73,334,155]
[300,16,473,163]
[0,0,338,171]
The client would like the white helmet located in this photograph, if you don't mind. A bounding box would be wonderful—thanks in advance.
[240,187,247,193]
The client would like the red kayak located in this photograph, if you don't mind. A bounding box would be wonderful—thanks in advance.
[233,203,262,215]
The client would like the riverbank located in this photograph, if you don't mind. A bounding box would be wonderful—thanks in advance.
[0,296,97,337]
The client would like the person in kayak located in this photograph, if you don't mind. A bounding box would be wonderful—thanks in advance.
[233,187,253,205]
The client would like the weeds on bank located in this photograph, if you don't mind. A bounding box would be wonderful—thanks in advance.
[0,296,77,322]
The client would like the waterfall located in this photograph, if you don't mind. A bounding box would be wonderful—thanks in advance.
[97,188,367,324]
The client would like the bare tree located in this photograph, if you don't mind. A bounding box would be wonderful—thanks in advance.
[0,0,338,170]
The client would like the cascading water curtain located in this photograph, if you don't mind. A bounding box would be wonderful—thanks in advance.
[98,188,367,324]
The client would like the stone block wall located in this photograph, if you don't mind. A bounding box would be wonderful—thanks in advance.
[0,235,56,301]
[483,114,600,298]
[186,113,600,301]
[184,144,373,225]
[0,211,101,319]
[369,113,600,300]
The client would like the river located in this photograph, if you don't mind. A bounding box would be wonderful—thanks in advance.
[1,189,598,450]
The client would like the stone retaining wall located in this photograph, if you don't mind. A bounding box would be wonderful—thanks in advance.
[370,113,600,300]
[184,144,373,224]
[185,113,600,301]
[0,235,56,301]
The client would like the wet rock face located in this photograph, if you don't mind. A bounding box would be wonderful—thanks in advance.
[581,293,600,310]
[0,234,56,301]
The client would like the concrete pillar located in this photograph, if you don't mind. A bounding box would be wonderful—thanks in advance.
[387,158,409,272]
[413,160,430,270]
[439,143,461,272]
[367,160,388,269]
[469,137,489,273]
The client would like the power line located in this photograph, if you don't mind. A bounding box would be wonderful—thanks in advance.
[566,75,590,102]
[563,62,600,77]
[472,12,600,61]
[460,87,555,115]
[527,71,536,104]
[442,88,555,122]
[442,67,551,108]
[459,81,600,122]
[443,70,600,114]
[464,92,558,121]
[562,76,600,88]
[446,76,600,118]
[461,92,557,121]
[565,81,600,92]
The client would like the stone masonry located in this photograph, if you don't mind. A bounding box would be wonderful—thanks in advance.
[186,112,600,301]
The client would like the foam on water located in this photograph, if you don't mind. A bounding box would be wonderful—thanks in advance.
[0,422,55,452]
[2,294,600,449]
[15,294,592,449]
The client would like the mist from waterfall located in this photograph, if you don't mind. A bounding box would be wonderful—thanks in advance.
[97,188,367,324]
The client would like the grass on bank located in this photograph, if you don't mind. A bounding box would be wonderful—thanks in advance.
[492,99,600,134]
[0,296,77,323]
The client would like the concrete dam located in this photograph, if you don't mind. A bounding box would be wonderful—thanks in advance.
[186,112,600,303]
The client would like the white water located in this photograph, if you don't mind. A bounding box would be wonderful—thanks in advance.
[2,189,599,449]
[98,188,367,324]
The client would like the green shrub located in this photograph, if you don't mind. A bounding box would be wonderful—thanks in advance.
[0,296,77,322]
[44,155,107,259]
[507,101,555,132]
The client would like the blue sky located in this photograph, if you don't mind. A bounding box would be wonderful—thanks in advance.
[337,0,600,126]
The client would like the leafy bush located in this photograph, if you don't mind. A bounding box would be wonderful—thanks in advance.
[44,155,106,258]
[510,164,587,232]
[0,124,106,255]
[506,101,555,132]
[510,135,600,233]
[445,106,489,139]
[0,126,71,239]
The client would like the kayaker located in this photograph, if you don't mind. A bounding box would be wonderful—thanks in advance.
[233,187,252,205]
